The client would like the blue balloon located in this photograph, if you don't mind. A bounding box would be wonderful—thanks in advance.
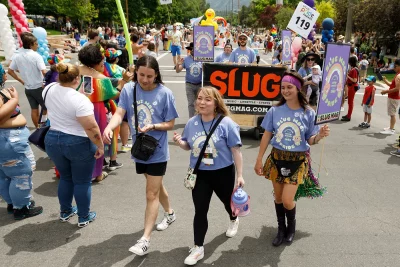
[329,29,334,35]
[80,39,87,46]
[38,47,45,53]
[321,30,328,35]
[43,39,48,44]
[43,51,49,57]
[32,27,47,40]
[322,18,334,31]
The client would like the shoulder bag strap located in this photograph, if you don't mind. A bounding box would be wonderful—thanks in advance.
[38,84,55,124]
[193,115,225,174]
[133,83,139,136]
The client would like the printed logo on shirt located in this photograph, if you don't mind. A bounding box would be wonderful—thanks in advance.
[191,131,219,158]
[237,53,250,64]
[189,63,202,77]
[275,117,304,150]
[131,100,154,130]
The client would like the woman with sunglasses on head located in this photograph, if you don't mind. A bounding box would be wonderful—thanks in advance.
[298,52,321,108]
[254,71,330,247]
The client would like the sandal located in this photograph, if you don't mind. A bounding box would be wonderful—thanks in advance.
[94,171,108,182]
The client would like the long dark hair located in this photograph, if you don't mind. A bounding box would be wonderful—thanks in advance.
[133,55,163,84]
[277,71,310,110]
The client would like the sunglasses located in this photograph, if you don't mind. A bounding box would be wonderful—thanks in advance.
[239,38,247,41]
[306,58,315,62]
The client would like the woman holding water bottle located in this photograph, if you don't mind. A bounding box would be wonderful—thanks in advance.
[173,86,245,265]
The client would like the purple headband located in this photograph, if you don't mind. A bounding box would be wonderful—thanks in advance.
[282,75,302,90]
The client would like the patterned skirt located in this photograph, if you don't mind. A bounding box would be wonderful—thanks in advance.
[263,147,327,200]
[263,147,308,185]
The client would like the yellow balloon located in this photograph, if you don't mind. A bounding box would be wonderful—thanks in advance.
[200,8,218,31]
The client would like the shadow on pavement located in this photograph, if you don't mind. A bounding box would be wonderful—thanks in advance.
[3,220,80,255]
[34,177,59,197]
[364,132,392,140]
[374,145,400,166]
[122,226,311,267]
[68,230,144,267]
[199,226,311,267]
[125,232,229,267]
[35,156,55,172]
[0,207,19,227]
[348,126,365,131]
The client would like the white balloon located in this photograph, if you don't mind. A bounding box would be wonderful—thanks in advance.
[0,4,8,17]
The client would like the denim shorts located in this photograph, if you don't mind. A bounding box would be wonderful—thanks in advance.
[171,45,181,56]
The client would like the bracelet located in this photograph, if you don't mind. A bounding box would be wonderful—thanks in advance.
[152,124,156,130]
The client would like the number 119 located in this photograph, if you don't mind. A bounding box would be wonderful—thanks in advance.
[296,16,310,30]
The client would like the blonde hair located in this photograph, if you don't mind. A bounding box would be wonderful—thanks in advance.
[196,86,231,117]
[56,63,80,83]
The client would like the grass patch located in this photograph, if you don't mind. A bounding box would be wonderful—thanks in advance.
[46,29,63,35]
[366,67,396,82]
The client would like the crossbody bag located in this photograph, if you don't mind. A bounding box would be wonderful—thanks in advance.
[130,83,159,161]
[184,115,224,190]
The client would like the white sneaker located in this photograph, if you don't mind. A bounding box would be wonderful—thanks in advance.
[128,237,150,256]
[226,217,239,238]
[380,129,396,135]
[156,210,176,231]
[184,246,204,265]
[340,107,345,112]
[120,144,132,153]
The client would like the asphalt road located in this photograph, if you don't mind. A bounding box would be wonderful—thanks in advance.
[0,48,399,267]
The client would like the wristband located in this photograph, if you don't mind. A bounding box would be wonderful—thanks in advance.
[152,124,156,130]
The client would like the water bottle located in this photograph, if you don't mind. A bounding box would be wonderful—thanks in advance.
[231,187,251,217]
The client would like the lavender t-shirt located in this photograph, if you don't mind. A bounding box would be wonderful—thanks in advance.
[182,115,242,170]
[261,104,319,152]
[118,82,179,163]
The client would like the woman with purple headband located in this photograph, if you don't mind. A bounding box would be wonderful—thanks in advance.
[254,71,330,247]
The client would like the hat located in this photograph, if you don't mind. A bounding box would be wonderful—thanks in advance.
[185,42,194,50]
[105,48,122,59]
[337,35,344,40]
[47,54,69,65]
[311,65,321,69]
[300,52,321,63]
[238,33,248,39]
[365,76,376,82]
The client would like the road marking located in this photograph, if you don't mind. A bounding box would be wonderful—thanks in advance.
[156,53,169,61]
[164,81,185,84]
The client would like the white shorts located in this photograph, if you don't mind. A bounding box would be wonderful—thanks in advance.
[363,104,373,114]
[387,98,399,116]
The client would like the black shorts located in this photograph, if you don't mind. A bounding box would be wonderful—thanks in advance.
[25,87,46,110]
[123,113,128,122]
[136,161,167,176]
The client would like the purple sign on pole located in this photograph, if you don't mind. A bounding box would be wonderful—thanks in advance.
[281,30,292,65]
[193,26,214,62]
[315,43,351,125]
